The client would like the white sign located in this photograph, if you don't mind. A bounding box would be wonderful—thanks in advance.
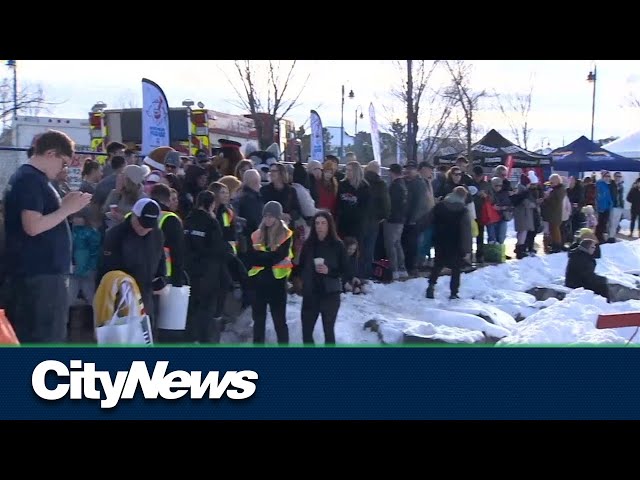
[473,144,498,153]
[310,110,324,161]
[141,78,171,155]
[369,103,381,164]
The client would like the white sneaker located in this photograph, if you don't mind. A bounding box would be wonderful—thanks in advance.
[392,271,400,281]
[398,270,409,279]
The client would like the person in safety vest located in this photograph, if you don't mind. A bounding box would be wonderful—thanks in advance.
[149,183,186,342]
[209,181,249,308]
[247,200,293,344]
[149,184,185,287]
[209,181,238,254]
[183,190,232,343]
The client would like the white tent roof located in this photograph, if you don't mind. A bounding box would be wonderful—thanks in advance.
[604,130,640,159]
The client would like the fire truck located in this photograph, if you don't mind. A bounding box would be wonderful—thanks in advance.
[88,107,296,160]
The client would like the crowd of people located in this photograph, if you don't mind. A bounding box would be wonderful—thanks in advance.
[0,130,634,345]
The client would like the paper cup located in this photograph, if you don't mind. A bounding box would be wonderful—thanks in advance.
[314,258,325,266]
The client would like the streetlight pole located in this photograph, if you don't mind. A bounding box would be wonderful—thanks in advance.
[340,85,354,161]
[6,60,17,119]
[354,105,363,139]
[587,64,597,142]
[540,137,549,150]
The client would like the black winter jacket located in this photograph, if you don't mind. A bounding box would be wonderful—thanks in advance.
[299,237,352,297]
[388,178,408,224]
[183,209,232,291]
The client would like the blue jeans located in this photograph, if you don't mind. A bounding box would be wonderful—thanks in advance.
[487,221,507,244]
[359,225,379,279]
[418,227,434,259]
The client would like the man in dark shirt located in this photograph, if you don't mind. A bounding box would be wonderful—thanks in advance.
[4,130,92,343]
[455,156,475,186]
[97,198,167,331]
[402,161,428,276]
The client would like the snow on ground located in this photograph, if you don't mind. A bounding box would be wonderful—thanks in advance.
[221,220,640,346]
[497,289,640,345]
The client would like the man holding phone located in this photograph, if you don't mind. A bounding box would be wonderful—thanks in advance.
[4,130,92,343]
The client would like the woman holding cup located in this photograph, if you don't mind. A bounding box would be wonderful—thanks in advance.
[299,211,352,345]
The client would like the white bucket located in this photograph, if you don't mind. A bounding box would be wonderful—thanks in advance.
[157,285,191,330]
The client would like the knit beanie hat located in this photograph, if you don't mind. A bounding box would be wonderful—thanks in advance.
[262,201,283,219]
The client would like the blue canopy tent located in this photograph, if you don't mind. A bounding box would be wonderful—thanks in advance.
[551,136,640,177]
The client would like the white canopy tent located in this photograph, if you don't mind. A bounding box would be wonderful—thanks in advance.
[590,131,640,216]
[605,130,640,159]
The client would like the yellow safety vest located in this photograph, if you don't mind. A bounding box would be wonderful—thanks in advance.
[159,211,181,277]
[247,227,293,280]
[221,207,237,255]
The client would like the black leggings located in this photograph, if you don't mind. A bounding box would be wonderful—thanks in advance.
[525,230,537,253]
[252,278,289,344]
[595,210,610,243]
[301,293,341,345]
[631,211,640,236]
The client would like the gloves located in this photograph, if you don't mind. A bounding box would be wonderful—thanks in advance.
[152,276,167,293]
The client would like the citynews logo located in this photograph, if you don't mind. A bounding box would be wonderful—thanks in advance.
[32,360,258,409]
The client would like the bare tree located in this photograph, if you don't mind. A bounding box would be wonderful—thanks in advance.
[0,78,51,122]
[223,60,310,148]
[443,60,488,157]
[625,91,640,110]
[388,60,460,162]
[493,75,535,149]
[419,94,461,161]
[115,89,140,109]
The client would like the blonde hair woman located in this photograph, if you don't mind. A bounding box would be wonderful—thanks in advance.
[218,175,242,199]
[246,201,293,344]
[336,160,371,244]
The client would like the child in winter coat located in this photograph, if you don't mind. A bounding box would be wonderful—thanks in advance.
[342,237,368,294]
[581,205,597,230]
[70,210,102,306]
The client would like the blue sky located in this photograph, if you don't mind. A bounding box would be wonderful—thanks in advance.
[6,60,640,150]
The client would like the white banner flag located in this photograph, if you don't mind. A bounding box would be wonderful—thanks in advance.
[369,103,381,164]
[141,78,171,155]
[310,110,324,161]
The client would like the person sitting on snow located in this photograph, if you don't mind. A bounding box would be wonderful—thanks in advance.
[565,238,609,301]
[569,227,602,259]
[342,237,369,294]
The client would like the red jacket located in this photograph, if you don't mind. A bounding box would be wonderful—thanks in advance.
[317,181,338,218]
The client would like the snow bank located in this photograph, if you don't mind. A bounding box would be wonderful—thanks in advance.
[219,237,640,346]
